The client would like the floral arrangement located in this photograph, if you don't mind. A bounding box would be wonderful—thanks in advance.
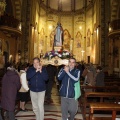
[43,50,71,59]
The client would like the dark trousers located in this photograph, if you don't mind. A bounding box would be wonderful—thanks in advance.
[6,111,15,120]
[0,110,3,120]
[46,80,54,99]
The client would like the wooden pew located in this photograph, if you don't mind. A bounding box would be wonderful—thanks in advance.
[105,78,120,81]
[80,92,120,120]
[89,103,120,120]
[105,82,120,87]
[81,85,119,92]
[80,79,120,86]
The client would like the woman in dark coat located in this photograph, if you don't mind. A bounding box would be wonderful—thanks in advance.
[1,65,21,120]
[95,66,105,87]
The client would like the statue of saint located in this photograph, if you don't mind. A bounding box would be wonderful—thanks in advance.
[54,22,63,47]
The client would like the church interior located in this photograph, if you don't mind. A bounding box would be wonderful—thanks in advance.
[0,0,120,120]
[0,0,120,74]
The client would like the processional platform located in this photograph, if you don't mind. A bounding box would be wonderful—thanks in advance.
[41,48,71,66]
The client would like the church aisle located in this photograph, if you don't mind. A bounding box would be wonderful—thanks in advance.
[15,85,120,120]
[15,86,82,120]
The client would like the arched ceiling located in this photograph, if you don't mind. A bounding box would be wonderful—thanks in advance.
[40,0,85,15]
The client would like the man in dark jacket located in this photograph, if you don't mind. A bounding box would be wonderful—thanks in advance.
[1,64,21,120]
[58,58,80,120]
[27,57,48,120]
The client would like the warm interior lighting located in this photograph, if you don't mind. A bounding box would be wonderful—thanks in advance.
[81,50,85,60]
[49,25,53,29]
[9,54,12,61]
[18,23,22,31]
[9,55,12,58]
[81,50,85,53]
[79,26,82,30]
[109,27,112,32]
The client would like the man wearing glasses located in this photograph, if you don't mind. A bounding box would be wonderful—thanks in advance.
[58,58,80,120]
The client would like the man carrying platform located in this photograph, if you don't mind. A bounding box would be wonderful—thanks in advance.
[58,58,80,120]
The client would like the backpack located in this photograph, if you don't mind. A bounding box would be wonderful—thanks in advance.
[74,70,81,100]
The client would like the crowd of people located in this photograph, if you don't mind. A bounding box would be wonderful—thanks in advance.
[0,57,105,120]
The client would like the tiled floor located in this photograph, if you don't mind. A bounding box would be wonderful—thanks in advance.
[15,85,120,120]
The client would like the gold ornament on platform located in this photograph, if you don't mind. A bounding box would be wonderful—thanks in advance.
[42,50,71,66]
[41,56,69,66]
[0,0,6,16]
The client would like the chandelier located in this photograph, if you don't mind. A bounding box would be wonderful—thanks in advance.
[0,0,6,16]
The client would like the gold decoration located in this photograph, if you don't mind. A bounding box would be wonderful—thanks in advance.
[41,56,69,66]
[0,0,6,16]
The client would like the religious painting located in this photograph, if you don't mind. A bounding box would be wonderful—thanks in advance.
[63,29,71,51]
[87,29,91,47]
[75,31,82,48]
[40,28,45,46]
[50,30,55,47]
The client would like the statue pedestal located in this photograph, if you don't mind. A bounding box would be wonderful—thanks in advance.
[41,56,69,66]
[54,46,62,51]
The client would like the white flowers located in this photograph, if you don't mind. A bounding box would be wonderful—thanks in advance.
[58,54,62,57]
[44,50,70,59]
[62,52,70,56]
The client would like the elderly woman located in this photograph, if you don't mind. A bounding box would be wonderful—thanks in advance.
[1,64,21,120]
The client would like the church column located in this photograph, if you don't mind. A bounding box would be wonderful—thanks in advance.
[84,0,87,62]
[91,1,94,63]
[46,0,49,53]
[71,15,74,53]
[99,0,106,66]
[118,48,120,77]
[71,0,75,54]
[21,0,31,62]
[104,0,110,67]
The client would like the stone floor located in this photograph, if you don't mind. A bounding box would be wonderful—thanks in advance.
[15,85,120,120]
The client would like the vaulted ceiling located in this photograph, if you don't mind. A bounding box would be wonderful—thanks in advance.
[43,0,84,11]
[40,0,85,15]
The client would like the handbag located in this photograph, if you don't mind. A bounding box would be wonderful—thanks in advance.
[74,80,81,100]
